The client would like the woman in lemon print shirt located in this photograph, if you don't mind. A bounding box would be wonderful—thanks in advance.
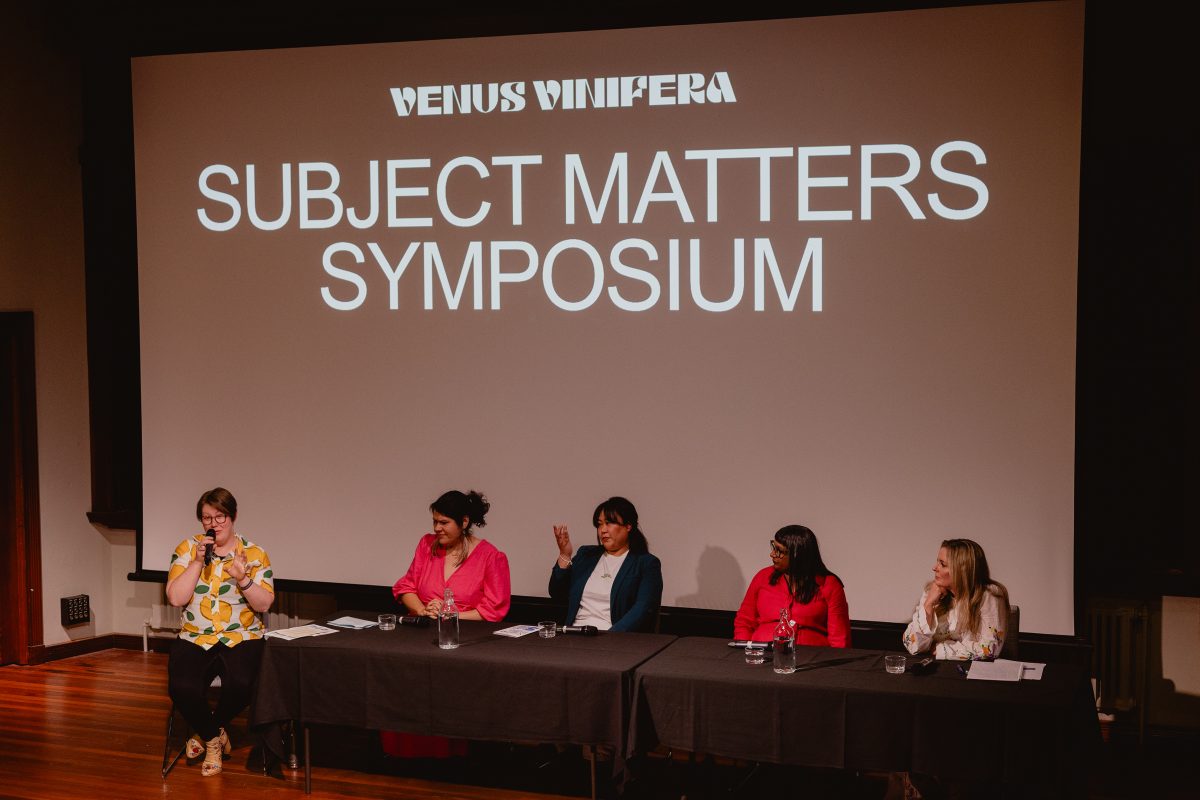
[166,487,274,776]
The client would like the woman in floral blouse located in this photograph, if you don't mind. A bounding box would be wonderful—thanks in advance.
[165,487,274,776]
[902,538,1009,661]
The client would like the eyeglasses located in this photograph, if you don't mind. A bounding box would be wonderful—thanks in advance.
[201,513,228,526]
[769,541,787,558]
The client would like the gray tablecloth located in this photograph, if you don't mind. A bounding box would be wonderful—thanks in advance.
[629,637,1098,791]
[251,617,676,759]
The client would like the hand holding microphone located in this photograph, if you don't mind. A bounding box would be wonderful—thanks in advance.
[203,528,216,565]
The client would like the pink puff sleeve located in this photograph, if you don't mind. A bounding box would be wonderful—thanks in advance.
[472,548,511,622]
[392,535,432,602]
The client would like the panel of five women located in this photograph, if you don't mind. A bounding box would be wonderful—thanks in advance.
[167,485,1005,777]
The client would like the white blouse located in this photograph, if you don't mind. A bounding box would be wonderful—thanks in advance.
[902,587,1007,661]
[574,551,629,631]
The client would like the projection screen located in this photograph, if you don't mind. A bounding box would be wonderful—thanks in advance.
[134,1,1084,634]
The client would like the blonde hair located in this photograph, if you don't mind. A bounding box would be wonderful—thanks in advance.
[933,538,1009,637]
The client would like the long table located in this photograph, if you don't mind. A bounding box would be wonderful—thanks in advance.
[628,637,1098,793]
[250,618,677,791]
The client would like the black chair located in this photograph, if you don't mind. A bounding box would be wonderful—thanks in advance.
[161,675,221,779]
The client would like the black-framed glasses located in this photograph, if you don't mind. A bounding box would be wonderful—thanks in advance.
[769,541,787,558]
[201,513,228,526]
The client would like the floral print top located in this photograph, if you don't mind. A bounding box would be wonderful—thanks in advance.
[902,586,1006,661]
[168,534,274,649]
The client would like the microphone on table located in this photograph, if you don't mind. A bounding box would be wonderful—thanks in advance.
[203,528,216,565]
[559,624,598,636]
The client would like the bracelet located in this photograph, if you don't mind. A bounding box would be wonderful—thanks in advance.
[557,556,572,568]
[238,580,252,591]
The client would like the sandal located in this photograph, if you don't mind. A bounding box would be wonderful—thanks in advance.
[185,734,204,759]
[201,734,224,776]
[188,728,228,759]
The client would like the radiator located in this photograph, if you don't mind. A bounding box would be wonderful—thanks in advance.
[147,589,318,639]
[1088,599,1150,714]
[265,589,306,631]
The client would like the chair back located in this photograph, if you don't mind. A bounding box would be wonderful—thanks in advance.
[1005,604,1020,660]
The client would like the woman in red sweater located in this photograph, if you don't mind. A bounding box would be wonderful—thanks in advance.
[733,524,851,646]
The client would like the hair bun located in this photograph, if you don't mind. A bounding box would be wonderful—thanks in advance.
[466,490,490,527]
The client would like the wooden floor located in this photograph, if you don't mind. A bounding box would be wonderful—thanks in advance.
[0,649,580,800]
[3,649,1197,800]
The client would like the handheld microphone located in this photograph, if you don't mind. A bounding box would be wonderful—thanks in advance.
[559,624,598,636]
[203,528,216,565]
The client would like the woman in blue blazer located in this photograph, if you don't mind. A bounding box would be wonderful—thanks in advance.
[549,497,663,633]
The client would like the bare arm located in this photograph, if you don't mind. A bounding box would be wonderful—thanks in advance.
[165,542,203,607]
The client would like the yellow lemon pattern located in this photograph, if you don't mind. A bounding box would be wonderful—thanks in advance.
[168,534,275,650]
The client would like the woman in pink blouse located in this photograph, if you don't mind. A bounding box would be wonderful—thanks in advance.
[733,524,851,646]
[385,490,511,759]
[393,489,511,621]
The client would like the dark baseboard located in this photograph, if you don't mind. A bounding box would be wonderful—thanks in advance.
[28,632,174,663]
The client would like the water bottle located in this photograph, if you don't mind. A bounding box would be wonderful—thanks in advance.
[438,588,460,650]
[772,607,796,674]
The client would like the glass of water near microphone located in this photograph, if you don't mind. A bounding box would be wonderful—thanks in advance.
[733,608,798,672]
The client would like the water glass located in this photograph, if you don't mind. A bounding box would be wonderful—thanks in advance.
[744,644,765,665]
[538,620,557,638]
[377,613,397,631]
[885,654,906,674]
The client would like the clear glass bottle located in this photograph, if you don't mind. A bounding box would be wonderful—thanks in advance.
[772,607,796,674]
[438,587,460,650]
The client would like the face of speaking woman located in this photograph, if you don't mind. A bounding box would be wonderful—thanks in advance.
[199,503,236,550]
[595,512,632,555]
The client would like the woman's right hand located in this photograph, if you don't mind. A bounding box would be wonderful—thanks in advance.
[922,583,947,626]
[553,525,573,562]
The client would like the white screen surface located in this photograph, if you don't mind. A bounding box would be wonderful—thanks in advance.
[135,2,1083,634]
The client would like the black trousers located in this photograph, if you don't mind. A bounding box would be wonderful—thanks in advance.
[168,637,265,741]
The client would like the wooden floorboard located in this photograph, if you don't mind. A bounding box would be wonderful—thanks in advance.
[3,649,1197,799]
[0,649,580,800]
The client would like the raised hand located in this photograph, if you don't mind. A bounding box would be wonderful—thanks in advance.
[553,524,573,561]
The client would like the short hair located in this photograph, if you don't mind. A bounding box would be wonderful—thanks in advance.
[195,487,237,521]
[592,496,650,554]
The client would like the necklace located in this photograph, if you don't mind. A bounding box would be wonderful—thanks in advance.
[600,555,612,579]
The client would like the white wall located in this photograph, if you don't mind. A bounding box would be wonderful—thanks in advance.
[1,5,150,647]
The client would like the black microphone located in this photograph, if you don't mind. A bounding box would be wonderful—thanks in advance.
[203,528,216,565]
[559,624,598,636]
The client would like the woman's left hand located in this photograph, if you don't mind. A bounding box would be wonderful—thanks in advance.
[227,552,248,582]
[423,597,444,618]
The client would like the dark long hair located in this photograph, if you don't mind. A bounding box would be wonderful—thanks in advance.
[768,524,835,605]
[592,496,650,555]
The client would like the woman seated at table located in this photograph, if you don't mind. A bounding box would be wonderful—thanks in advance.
[165,487,274,777]
[902,537,1010,660]
[393,489,511,622]
[733,524,850,646]
[386,490,512,759]
[549,496,663,632]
